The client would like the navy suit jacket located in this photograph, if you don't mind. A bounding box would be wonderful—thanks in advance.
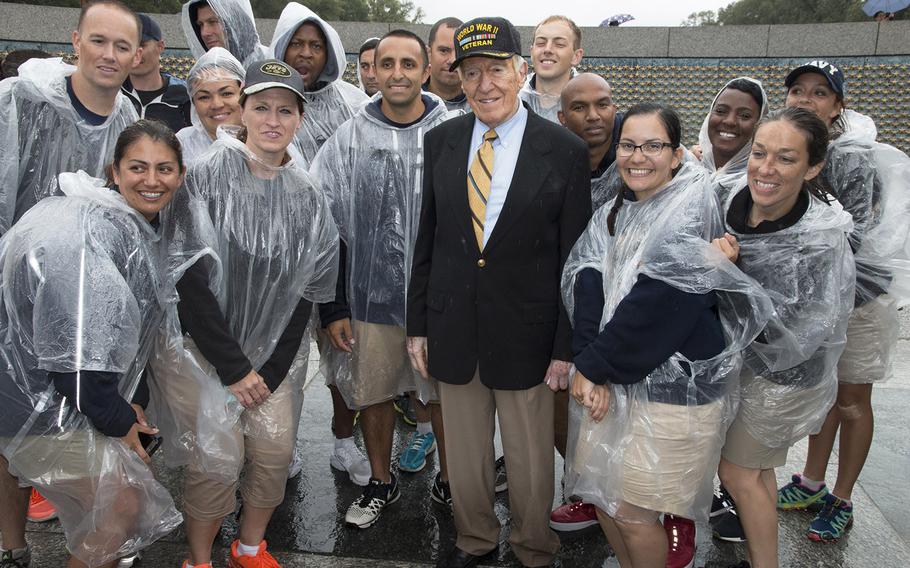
[407,106,592,389]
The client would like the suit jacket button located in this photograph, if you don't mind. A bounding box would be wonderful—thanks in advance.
[477,259,486,268]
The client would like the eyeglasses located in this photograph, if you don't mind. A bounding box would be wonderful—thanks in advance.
[616,141,674,157]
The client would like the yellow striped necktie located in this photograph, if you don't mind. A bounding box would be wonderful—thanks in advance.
[468,128,498,250]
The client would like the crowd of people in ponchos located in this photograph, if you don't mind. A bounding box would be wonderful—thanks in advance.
[0,2,908,568]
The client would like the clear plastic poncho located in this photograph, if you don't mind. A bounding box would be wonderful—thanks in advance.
[823,110,910,383]
[269,2,370,165]
[181,0,268,68]
[725,188,855,448]
[309,94,455,408]
[177,47,246,164]
[697,77,769,201]
[591,163,620,212]
[561,162,773,522]
[149,132,339,483]
[0,58,138,234]
[824,110,910,304]
[518,70,576,124]
[0,172,181,566]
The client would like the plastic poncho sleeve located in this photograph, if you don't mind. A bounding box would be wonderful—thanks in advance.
[0,80,21,234]
[175,258,253,385]
[31,222,142,374]
[745,237,854,374]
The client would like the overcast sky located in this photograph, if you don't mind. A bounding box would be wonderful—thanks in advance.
[415,0,732,27]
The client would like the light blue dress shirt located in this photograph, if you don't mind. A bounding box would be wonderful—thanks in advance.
[467,102,529,247]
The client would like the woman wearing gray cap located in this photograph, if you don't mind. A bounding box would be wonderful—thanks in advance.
[149,59,339,568]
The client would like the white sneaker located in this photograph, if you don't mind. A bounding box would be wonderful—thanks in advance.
[345,473,400,529]
[330,441,371,486]
[116,551,140,568]
[287,448,303,479]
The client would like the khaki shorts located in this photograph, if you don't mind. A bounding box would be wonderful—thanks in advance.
[721,368,832,467]
[162,340,301,521]
[721,412,790,469]
[622,399,724,517]
[4,430,103,484]
[838,295,899,384]
[334,320,417,409]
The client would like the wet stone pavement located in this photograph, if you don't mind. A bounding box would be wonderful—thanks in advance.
[16,312,910,567]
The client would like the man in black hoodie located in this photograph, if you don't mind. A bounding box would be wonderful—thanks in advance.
[121,14,191,133]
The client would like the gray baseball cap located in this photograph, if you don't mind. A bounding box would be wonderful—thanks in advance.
[240,59,305,104]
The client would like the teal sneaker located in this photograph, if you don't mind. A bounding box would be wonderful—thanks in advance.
[777,473,829,510]
[808,493,853,542]
[398,431,436,472]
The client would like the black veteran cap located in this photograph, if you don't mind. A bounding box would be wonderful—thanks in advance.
[450,17,522,71]
[240,59,305,104]
[785,60,846,99]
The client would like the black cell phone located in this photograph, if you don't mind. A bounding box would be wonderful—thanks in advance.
[137,432,163,457]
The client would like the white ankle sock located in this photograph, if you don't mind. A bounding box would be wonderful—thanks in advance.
[800,474,825,492]
[335,436,355,451]
[417,421,433,436]
[237,541,260,557]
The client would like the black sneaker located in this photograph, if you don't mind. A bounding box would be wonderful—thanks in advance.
[345,473,400,528]
[711,485,746,542]
[0,546,31,568]
[494,456,508,493]
[393,395,417,427]
[431,472,452,508]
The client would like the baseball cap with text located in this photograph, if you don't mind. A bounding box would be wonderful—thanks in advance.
[785,60,846,99]
[450,17,522,71]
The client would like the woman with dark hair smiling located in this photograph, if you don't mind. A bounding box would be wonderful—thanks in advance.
[776,60,910,545]
[715,107,855,568]
[698,77,768,200]
[562,102,770,568]
[0,120,185,568]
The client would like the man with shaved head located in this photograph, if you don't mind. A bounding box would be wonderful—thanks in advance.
[557,73,623,210]
[548,72,623,536]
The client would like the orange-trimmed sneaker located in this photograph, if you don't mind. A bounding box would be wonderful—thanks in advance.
[228,540,281,568]
[181,562,213,568]
[26,489,57,523]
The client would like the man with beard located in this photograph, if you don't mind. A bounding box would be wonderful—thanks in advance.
[310,29,457,529]
[271,2,370,163]
[557,72,622,210]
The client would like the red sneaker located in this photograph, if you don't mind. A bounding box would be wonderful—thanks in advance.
[664,514,696,568]
[549,501,599,531]
[27,488,57,523]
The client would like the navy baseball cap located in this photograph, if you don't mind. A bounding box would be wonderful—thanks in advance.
[450,17,522,71]
[785,60,846,98]
[138,14,162,43]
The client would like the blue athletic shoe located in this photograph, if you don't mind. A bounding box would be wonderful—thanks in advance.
[398,431,436,472]
[808,493,854,542]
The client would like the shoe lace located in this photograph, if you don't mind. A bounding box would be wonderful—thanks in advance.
[29,490,43,507]
[408,433,430,452]
[358,481,388,507]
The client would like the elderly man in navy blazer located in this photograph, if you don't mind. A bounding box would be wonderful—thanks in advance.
[406,17,591,568]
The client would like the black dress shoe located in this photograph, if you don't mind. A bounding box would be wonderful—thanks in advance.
[435,546,496,568]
